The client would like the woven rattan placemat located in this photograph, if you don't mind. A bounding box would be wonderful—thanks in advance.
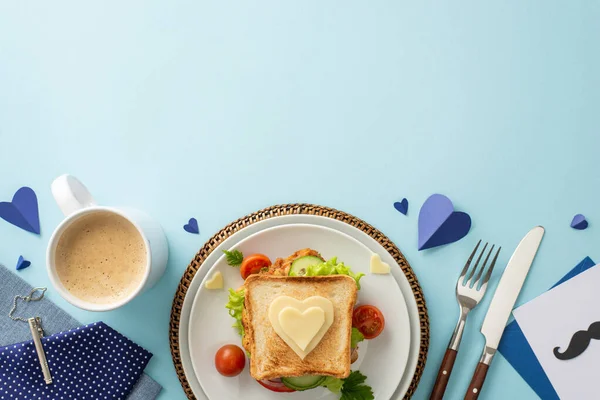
[169,204,430,399]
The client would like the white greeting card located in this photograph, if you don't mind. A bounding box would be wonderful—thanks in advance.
[513,264,600,400]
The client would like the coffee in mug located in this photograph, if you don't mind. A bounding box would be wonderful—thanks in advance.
[47,175,168,312]
[54,211,147,305]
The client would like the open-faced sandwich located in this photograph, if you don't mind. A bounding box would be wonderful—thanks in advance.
[214,248,385,399]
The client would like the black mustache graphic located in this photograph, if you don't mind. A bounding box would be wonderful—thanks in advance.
[554,321,600,360]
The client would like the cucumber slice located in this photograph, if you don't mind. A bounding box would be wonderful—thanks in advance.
[288,256,323,276]
[281,375,326,391]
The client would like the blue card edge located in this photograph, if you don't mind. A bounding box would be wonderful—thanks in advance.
[497,256,596,400]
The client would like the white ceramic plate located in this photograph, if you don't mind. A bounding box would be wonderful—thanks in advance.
[176,215,422,400]
[188,224,410,400]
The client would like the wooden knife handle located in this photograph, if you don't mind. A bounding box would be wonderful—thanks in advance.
[464,362,489,400]
[429,349,458,400]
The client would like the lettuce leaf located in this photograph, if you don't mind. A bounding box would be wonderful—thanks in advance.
[321,376,344,393]
[225,288,245,337]
[301,257,365,289]
[351,327,365,349]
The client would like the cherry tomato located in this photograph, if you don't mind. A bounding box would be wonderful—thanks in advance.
[353,305,385,339]
[257,378,296,393]
[240,254,271,280]
[214,344,246,377]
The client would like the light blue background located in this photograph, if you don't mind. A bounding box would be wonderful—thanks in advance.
[1,2,599,399]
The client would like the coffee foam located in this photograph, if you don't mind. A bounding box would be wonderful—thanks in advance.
[55,211,147,305]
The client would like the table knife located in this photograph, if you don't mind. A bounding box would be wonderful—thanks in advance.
[464,226,544,400]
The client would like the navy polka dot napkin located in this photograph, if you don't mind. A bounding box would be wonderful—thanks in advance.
[0,322,152,400]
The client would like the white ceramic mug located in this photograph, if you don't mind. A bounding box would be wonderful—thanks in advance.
[46,174,169,311]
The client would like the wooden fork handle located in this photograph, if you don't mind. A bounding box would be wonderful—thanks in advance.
[429,349,458,400]
[464,362,489,400]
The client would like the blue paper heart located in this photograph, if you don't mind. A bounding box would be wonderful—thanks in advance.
[0,187,40,234]
[418,194,471,250]
[393,198,409,215]
[570,214,588,230]
[183,218,199,234]
[15,255,31,271]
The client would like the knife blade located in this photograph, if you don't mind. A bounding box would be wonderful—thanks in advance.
[480,225,545,350]
[464,226,544,399]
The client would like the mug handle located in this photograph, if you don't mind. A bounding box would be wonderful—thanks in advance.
[51,175,97,217]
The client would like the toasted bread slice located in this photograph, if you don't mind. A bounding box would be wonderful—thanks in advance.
[243,274,357,380]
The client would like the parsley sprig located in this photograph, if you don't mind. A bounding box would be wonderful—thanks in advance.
[222,249,244,267]
[340,371,374,400]
[322,371,374,400]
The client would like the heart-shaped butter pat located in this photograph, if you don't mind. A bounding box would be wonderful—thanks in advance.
[204,271,223,289]
[269,296,334,359]
[370,253,390,274]
[279,307,325,351]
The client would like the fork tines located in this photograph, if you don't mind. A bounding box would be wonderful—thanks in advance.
[460,240,501,290]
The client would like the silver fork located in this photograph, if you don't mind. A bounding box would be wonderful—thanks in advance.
[429,241,501,400]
